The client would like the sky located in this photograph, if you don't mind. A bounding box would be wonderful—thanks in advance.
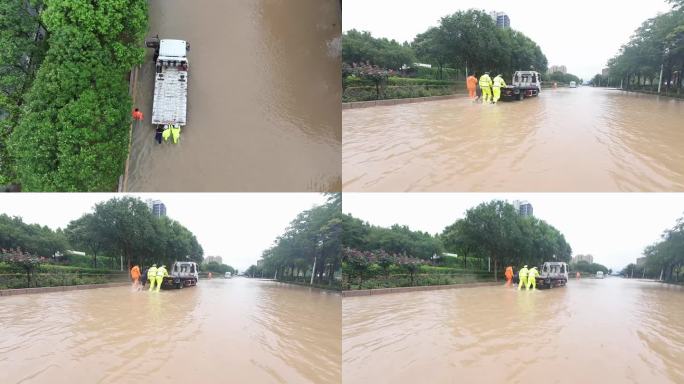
[343,193,684,272]
[343,0,674,80]
[0,193,327,272]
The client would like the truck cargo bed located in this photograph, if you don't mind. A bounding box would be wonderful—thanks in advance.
[151,66,188,126]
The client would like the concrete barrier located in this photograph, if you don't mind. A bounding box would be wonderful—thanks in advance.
[341,281,500,297]
[342,94,461,110]
[0,282,129,297]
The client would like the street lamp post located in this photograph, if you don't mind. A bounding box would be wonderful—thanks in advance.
[658,47,670,94]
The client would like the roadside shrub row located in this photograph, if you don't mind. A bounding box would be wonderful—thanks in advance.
[344,76,457,88]
[343,84,462,102]
[8,0,149,191]
[0,271,127,290]
[0,262,122,275]
[342,249,494,290]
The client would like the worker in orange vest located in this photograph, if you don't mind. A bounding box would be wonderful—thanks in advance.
[132,108,144,128]
[130,265,141,291]
[505,266,513,287]
[132,108,143,120]
[466,73,478,99]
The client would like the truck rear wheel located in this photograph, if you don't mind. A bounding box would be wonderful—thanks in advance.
[518,92,524,101]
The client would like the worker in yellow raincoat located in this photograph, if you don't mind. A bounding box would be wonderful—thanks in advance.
[527,266,539,290]
[147,264,158,291]
[162,125,171,142]
[518,265,529,290]
[479,72,493,104]
[492,73,507,104]
[155,264,168,292]
[170,124,181,144]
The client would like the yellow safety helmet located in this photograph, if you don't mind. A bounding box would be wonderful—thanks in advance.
[523,265,528,268]
[152,264,157,267]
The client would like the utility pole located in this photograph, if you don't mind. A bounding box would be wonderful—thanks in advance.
[658,62,664,94]
[310,254,317,285]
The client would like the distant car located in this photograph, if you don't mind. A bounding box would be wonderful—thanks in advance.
[224,272,232,279]
[595,271,605,279]
[569,81,577,88]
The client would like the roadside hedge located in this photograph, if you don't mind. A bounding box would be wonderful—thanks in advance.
[8,0,149,191]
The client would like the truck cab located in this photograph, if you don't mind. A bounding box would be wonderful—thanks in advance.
[502,71,542,101]
[537,261,568,289]
[162,261,199,289]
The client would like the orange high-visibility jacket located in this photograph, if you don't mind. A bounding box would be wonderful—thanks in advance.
[131,265,141,279]
[467,76,478,90]
[505,266,513,279]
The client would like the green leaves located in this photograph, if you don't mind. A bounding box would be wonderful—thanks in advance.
[6,0,148,190]
[342,29,416,70]
[604,8,684,89]
[253,194,342,285]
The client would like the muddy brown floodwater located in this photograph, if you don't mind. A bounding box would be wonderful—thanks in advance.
[126,0,341,192]
[342,278,684,384]
[0,278,341,384]
[343,87,684,191]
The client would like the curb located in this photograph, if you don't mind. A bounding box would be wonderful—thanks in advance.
[341,281,499,297]
[342,94,462,110]
[121,65,140,192]
[0,282,129,297]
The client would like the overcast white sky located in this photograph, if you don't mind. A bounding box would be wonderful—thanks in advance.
[343,193,684,272]
[343,0,674,80]
[0,193,326,272]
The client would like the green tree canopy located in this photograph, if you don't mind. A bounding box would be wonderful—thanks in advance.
[342,29,416,70]
[252,193,342,286]
[7,0,149,191]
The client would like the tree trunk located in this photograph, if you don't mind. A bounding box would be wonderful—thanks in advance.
[494,259,498,282]
[310,255,317,285]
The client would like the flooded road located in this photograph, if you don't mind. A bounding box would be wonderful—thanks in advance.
[343,278,684,383]
[1,278,341,384]
[343,87,684,191]
[127,0,341,192]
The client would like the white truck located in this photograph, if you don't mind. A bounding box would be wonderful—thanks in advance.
[536,262,569,289]
[146,37,189,127]
[501,70,542,101]
[161,261,199,289]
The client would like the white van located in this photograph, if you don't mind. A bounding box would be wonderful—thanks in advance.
[224,272,232,279]
[569,81,577,88]
[595,271,604,279]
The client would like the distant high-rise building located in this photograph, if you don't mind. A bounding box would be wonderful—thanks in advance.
[205,256,223,264]
[512,200,533,217]
[489,11,510,28]
[146,199,167,218]
[549,65,567,74]
[572,254,594,264]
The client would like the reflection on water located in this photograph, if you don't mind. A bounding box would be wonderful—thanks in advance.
[127,0,341,192]
[343,278,684,384]
[0,278,341,384]
[343,87,684,191]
